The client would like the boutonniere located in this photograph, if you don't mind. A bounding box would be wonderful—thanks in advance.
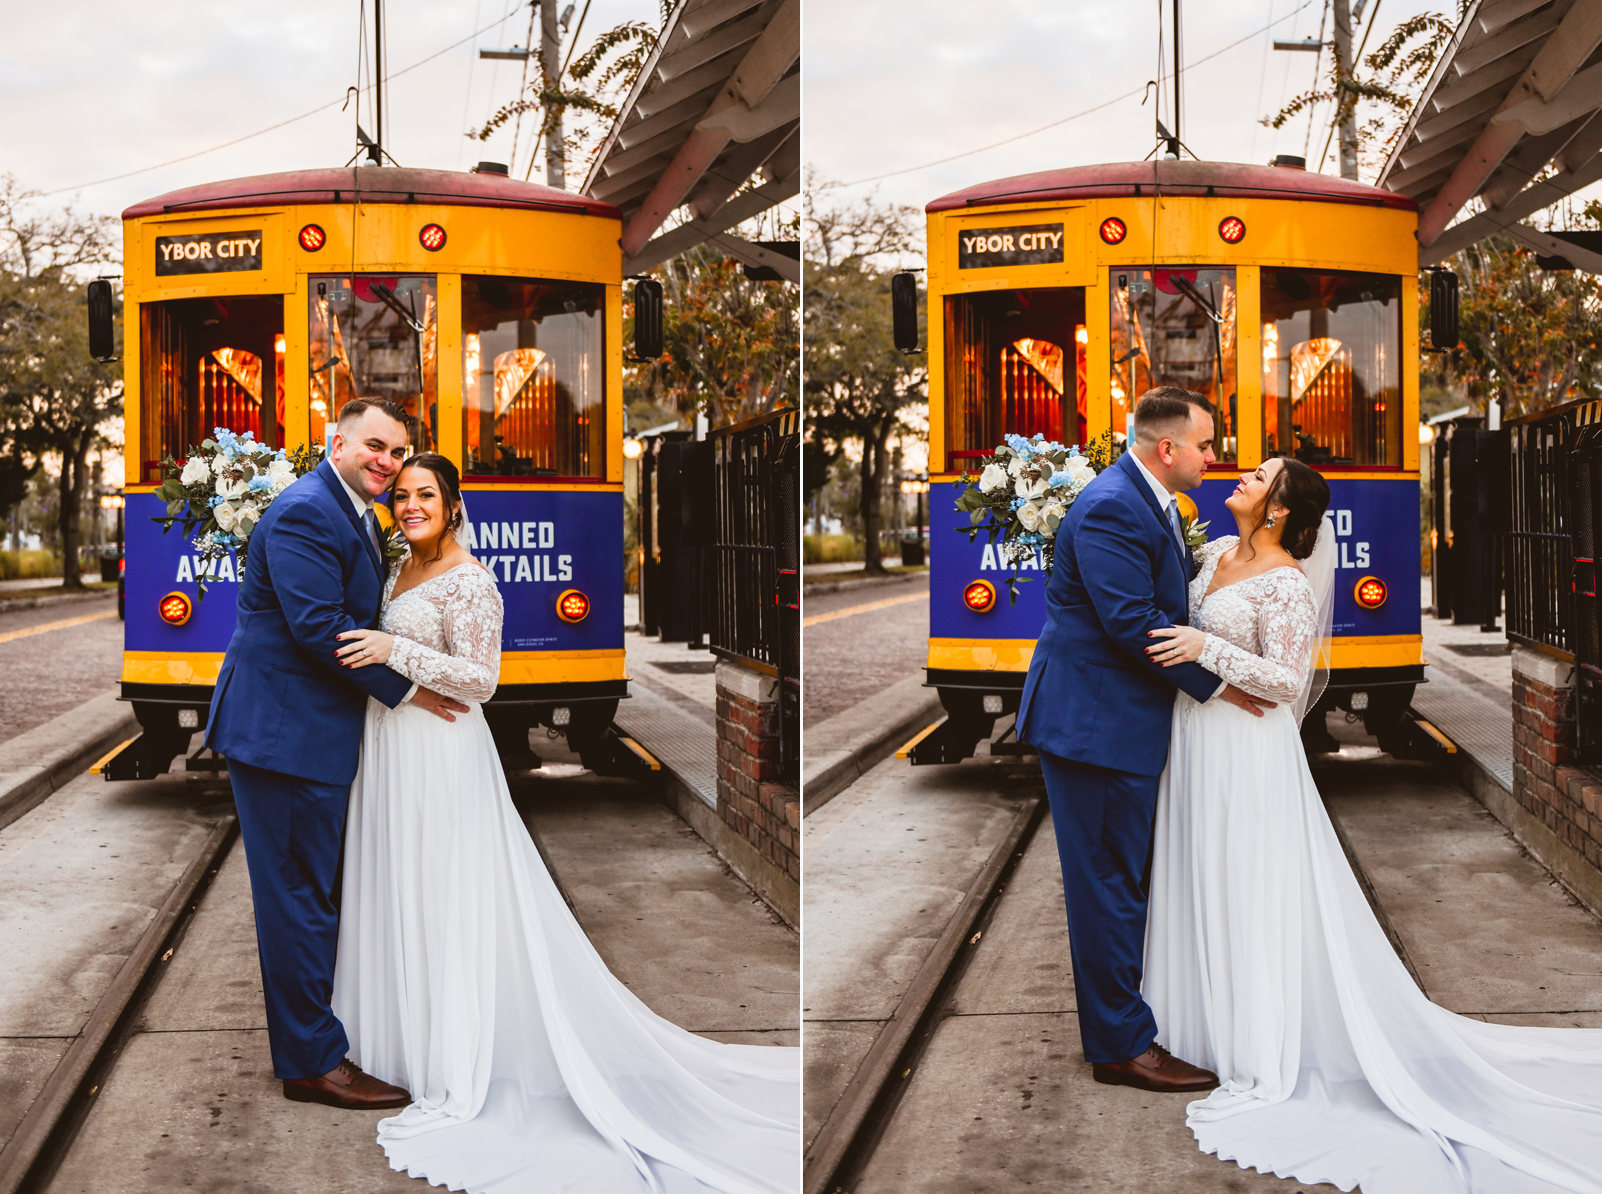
[374,504,409,562]
[383,530,408,563]
[1181,513,1211,553]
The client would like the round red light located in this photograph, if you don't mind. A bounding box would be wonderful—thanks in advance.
[1099,217,1128,245]
[556,589,590,623]
[1354,576,1388,609]
[963,580,997,613]
[158,591,193,626]
[419,223,447,251]
[298,224,326,252]
[1218,216,1246,244]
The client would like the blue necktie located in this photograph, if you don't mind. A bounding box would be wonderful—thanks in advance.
[1167,501,1187,562]
[363,508,381,559]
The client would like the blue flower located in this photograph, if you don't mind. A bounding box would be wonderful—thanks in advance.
[248,474,274,491]
[1010,497,1026,511]
[1048,470,1072,488]
[207,495,224,508]
[1004,433,1031,454]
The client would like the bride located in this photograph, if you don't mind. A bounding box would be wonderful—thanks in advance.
[1142,455,1602,1194]
[329,453,799,1194]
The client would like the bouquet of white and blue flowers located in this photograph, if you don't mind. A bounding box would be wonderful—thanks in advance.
[152,428,323,598]
[952,430,1126,600]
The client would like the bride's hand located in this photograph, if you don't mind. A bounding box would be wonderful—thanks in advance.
[336,628,395,669]
[1146,625,1205,666]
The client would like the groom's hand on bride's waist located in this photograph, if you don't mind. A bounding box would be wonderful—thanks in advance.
[410,686,471,722]
[1217,684,1276,717]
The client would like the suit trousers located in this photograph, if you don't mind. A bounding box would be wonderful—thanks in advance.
[229,757,351,1079]
[1038,749,1161,1065]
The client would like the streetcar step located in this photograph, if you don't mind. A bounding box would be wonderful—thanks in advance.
[89,739,135,775]
[616,736,662,771]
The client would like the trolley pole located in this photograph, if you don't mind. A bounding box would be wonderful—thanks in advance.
[1332,0,1359,181]
[542,0,565,189]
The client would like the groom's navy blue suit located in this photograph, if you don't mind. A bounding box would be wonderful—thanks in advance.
[207,460,412,1079]
[1016,450,1221,1064]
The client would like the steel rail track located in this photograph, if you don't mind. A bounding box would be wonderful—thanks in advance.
[0,807,239,1194]
[803,789,1048,1194]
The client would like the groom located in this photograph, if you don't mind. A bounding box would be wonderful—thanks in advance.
[207,398,468,1109]
[1017,387,1272,1092]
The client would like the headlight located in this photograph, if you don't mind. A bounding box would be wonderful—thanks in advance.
[556,589,590,623]
[1354,576,1387,609]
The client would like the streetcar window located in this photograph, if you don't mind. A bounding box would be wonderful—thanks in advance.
[1261,270,1400,467]
[1109,268,1238,461]
[942,288,1086,471]
[308,275,438,453]
[138,296,285,483]
[461,276,605,479]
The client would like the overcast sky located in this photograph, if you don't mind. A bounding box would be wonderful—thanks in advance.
[1,0,655,227]
[803,0,1461,218]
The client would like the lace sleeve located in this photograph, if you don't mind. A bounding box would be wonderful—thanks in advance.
[388,566,503,703]
[1197,571,1317,704]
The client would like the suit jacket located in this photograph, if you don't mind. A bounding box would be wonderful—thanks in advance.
[1015,451,1221,777]
[207,460,412,785]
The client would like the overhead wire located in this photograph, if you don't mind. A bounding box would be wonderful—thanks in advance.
[41,6,530,198]
[839,0,1320,188]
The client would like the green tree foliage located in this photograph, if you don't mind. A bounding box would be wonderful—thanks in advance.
[0,176,122,588]
[626,236,799,429]
[804,183,926,575]
[1424,227,1602,418]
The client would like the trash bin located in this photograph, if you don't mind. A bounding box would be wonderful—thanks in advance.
[100,553,120,583]
[900,538,925,567]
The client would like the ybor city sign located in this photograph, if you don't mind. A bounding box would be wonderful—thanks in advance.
[154,230,264,276]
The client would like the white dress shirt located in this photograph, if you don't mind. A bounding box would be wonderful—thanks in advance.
[1127,449,1226,700]
[331,464,418,703]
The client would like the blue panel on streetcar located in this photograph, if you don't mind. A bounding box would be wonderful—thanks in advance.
[459,489,624,652]
[930,479,1051,641]
[125,491,242,653]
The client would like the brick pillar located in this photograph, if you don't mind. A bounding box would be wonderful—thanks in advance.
[1511,648,1602,872]
[714,659,799,920]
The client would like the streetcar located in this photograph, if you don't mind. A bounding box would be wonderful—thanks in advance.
[91,164,650,780]
[899,158,1426,763]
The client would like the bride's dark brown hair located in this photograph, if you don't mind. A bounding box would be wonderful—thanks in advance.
[1245,456,1329,561]
[390,453,464,565]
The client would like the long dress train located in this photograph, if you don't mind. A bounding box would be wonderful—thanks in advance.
[1145,536,1602,1194]
[331,561,799,1194]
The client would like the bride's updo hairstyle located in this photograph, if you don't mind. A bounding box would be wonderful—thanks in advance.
[390,453,464,564]
[1258,457,1330,561]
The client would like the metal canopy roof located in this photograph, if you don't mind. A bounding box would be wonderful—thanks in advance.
[1378,0,1602,267]
[580,0,798,282]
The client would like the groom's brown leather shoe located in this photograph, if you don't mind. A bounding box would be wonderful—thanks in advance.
[283,1058,410,1110]
[1092,1043,1218,1093]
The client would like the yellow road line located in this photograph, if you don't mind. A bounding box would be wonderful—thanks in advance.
[804,591,925,628]
[0,608,117,645]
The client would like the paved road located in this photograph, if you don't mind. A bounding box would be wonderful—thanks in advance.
[0,595,122,746]
[805,716,1602,1192]
[2,733,796,1192]
[803,576,929,728]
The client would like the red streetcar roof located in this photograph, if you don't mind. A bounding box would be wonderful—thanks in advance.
[122,167,621,221]
[926,161,1417,214]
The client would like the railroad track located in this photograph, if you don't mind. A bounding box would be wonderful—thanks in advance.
[0,803,238,1194]
[803,787,1048,1194]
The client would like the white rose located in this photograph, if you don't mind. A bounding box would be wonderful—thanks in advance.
[1017,501,1043,532]
[180,457,211,485]
[1068,464,1096,488]
[235,505,259,535]
[979,462,1007,492]
[216,476,248,499]
[1027,475,1050,498]
[267,458,295,484]
[213,502,238,532]
[1007,456,1026,478]
[211,454,231,476]
[1041,498,1067,530]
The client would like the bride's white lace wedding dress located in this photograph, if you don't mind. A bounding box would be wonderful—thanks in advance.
[1145,536,1602,1194]
[330,560,799,1194]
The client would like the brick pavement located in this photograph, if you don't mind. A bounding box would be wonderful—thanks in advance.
[803,576,930,728]
[0,596,122,746]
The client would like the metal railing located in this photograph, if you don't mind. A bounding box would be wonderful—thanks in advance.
[709,408,800,780]
[1507,398,1602,656]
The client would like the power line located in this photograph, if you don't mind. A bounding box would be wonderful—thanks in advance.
[839,0,1319,189]
[41,7,529,199]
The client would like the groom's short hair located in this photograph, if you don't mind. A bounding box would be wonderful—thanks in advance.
[337,397,410,432]
[1132,387,1213,446]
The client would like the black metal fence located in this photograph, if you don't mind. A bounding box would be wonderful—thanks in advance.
[1507,399,1602,656]
[710,408,800,779]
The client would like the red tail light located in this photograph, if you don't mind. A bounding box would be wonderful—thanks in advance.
[158,591,193,626]
[1354,576,1388,609]
[963,580,997,613]
[419,223,447,251]
[556,589,590,623]
[298,224,326,251]
[1099,217,1127,245]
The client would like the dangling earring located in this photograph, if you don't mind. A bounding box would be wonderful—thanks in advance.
[1265,513,1277,529]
